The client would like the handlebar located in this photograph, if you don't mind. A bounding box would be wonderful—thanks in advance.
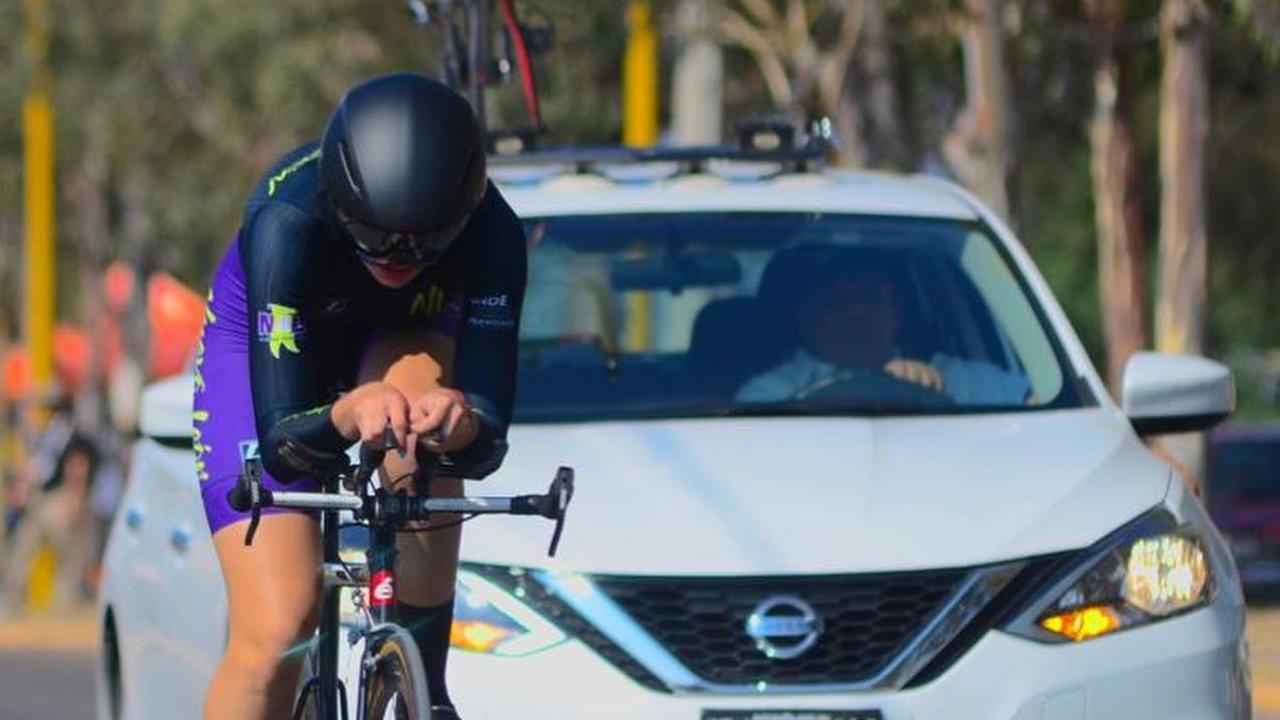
[227,431,574,555]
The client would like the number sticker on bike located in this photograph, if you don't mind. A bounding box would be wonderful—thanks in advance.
[370,570,396,607]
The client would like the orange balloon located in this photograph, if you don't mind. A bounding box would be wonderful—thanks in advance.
[53,325,92,393]
[104,261,136,315]
[2,348,31,401]
[147,273,206,379]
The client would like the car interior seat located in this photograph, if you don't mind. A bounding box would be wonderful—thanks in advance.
[687,297,793,397]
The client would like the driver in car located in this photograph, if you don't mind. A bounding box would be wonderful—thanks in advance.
[736,263,1030,405]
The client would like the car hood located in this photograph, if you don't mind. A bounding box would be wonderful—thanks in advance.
[462,408,1172,575]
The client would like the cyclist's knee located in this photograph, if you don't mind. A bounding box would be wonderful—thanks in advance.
[224,609,317,683]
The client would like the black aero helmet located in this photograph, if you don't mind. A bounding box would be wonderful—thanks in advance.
[321,73,487,266]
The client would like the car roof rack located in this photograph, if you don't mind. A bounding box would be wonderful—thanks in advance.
[487,117,835,176]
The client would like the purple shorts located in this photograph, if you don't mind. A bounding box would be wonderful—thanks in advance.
[192,240,462,535]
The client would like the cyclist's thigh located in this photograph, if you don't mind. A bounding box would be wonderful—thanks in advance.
[193,244,324,647]
[212,514,321,651]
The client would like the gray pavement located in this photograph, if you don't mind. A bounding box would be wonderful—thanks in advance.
[0,647,95,720]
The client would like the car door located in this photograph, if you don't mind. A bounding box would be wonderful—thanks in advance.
[108,439,173,717]
[135,442,227,720]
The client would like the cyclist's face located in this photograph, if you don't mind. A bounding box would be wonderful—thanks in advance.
[361,258,428,288]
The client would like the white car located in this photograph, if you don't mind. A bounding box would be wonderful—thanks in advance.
[98,146,1249,720]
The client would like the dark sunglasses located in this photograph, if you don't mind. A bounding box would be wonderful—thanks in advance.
[338,210,469,266]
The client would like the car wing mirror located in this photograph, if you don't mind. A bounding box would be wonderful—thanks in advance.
[1122,352,1235,436]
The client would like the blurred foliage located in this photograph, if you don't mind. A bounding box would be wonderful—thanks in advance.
[0,0,1277,414]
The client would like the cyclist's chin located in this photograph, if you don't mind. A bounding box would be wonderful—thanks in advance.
[363,261,427,288]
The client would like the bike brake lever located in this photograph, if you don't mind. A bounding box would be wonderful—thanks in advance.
[245,502,262,546]
[358,427,398,477]
[546,466,575,557]
[242,463,263,546]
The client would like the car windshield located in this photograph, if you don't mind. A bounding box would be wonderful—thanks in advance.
[513,213,1086,422]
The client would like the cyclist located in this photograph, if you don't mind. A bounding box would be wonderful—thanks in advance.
[193,72,525,720]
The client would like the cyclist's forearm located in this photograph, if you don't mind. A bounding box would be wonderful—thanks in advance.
[329,390,364,440]
[242,203,350,480]
[436,392,509,478]
[260,405,351,481]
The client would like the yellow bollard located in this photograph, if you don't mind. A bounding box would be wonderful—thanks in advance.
[27,542,56,612]
[623,0,659,148]
[622,0,658,351]
[25,0,57,403]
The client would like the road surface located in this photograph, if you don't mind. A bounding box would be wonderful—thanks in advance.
[0,647,95,720]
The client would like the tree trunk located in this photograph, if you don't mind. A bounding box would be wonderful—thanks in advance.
[1155,0,1211,489]
[1086,0,1149,396]
[718,0,865,165]
[813,1,865,168]
[120,170,152,379]
[672,0,724,145]
[942,0,1015,223]
[0,215,17,336]
[74,129,110,433]
[855,0,910,170]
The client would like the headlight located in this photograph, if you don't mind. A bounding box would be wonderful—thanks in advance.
[335,552,566,656]
[1004,507,1215,643]
[449,569,567,656]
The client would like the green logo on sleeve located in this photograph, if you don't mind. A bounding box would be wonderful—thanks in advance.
[257,304,304,359]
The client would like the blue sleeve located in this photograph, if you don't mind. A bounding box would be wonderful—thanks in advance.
[438,188,528,478]
[931,353,1031,405]
[242,204,351,481]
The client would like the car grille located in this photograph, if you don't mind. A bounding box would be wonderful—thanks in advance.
[592,570,968,686]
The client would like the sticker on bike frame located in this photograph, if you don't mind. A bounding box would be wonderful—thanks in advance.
[701,711,882,720]
[370,570,396,608]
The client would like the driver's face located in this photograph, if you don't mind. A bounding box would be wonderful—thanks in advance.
[797,274,898,368]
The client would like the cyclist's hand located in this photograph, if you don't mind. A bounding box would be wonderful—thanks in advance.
[333,382,411,447]
[410,388,479,454]
[884,359,944,393]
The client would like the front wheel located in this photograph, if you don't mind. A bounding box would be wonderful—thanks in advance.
[290,639,321,720]
[363,625,433,720]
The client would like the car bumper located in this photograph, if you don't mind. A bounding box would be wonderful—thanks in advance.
[447,601,1249,720]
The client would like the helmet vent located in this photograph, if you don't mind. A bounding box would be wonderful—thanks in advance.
[337,140,364,199]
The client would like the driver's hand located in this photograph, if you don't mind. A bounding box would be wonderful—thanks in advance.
[884,359,944,393]
[410,387,480,454]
